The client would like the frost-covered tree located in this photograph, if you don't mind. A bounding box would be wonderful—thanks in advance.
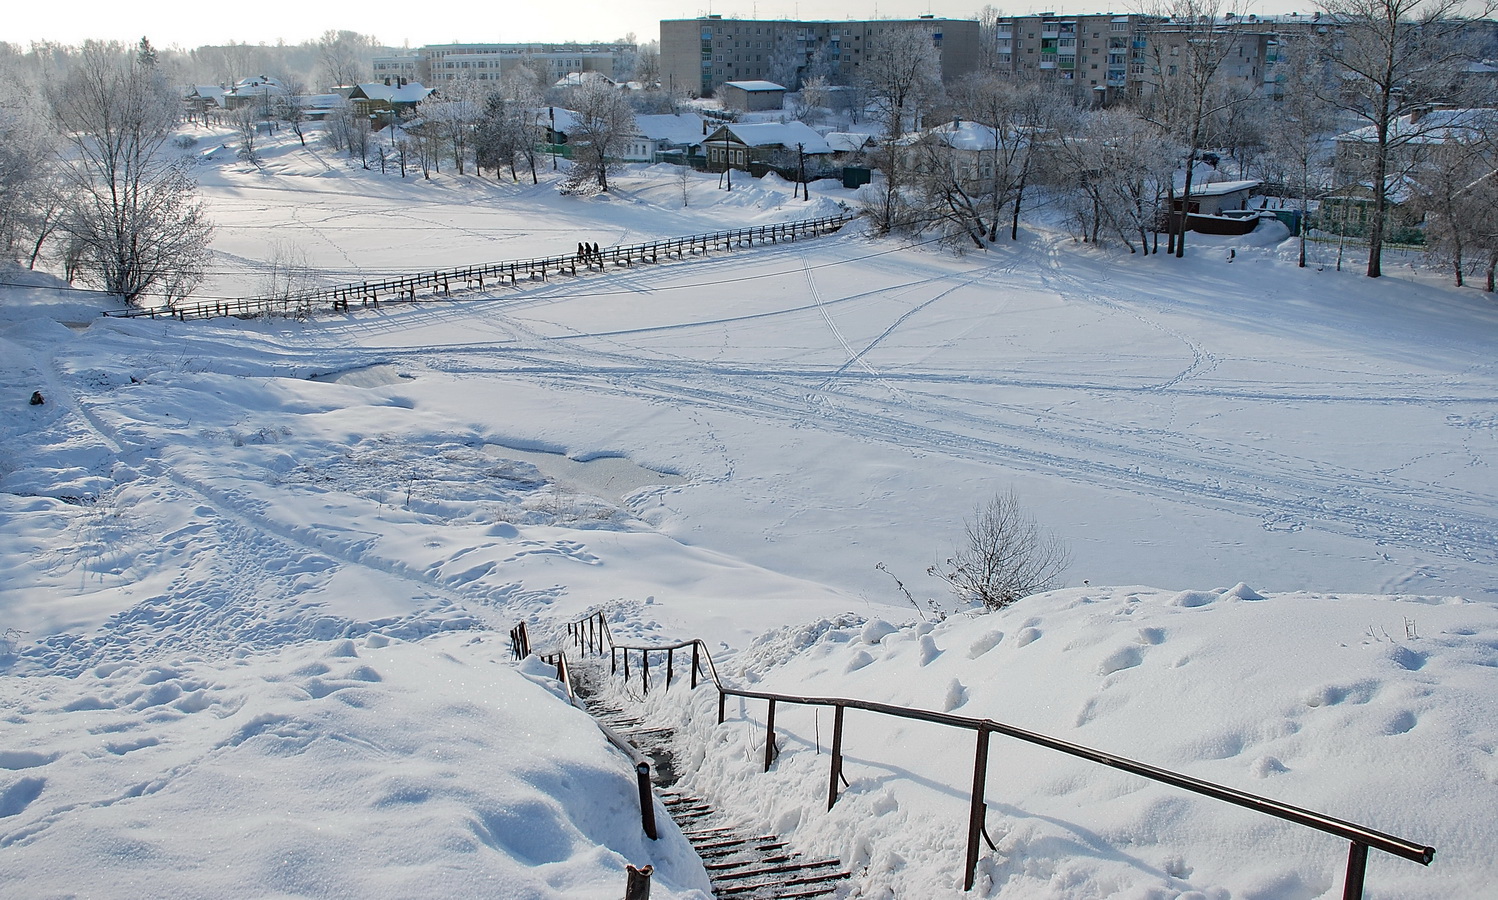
[861,26,944,233]
[1135,0,1257,258]
[0,105,60,265]
[418,77,481,175]
[49,43,212,306]
[1258,44,1337,268]
[1315,0,1495,277]
[318,30,373,91]
[561,79,634,193]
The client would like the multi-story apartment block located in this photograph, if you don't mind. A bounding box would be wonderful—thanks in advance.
[989,13,1145,98]
[988,13,1275,102]
[373,43,634,87]
[660,16,980,98]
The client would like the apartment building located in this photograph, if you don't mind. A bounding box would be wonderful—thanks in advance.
[988,13,1276,102]
[660,16,980,98]
[373,43,633,86]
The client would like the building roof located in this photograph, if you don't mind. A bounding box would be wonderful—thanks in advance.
[825,132,875,152]
[1336,108,1498,146]
[540,106,582,134]
[916,120,1006,152]
[186,86,227,107]
[633,113,706,146]
[351,82,435,104]
[705,121,832,154]
[722,80,787,93]
[1187,179,1262,197]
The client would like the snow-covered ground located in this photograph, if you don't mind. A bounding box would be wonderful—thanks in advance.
[2,128,1495,897]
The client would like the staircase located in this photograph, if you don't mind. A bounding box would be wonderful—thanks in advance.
[578,668,849,899]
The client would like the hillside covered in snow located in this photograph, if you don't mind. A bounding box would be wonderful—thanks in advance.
[2,128,1496,898]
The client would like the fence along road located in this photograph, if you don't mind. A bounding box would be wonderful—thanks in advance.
[101,214,858,321]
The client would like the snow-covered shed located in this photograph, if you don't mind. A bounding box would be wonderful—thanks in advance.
[719,81,787,112]
[1173,179,1262,216]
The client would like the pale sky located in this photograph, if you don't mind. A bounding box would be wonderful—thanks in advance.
[5,0,1320,49]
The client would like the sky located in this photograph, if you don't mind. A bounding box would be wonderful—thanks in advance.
[4,0,1325,50]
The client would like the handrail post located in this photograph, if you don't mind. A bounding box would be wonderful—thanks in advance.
[637,762,658,840]
[718,689,726,725]
[964,728,991,892]
[828,704,845,810]
[666,648,674,687]
[1344,842,1368,900]
[764,699,777,772]
[691,643,700,689]
[611,645,617,673]
[641,650,649,696]
[623,647,630,680]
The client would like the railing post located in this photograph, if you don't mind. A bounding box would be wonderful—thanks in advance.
[666,648,674,687]
[626,863,653,899]
[611,645,618,673]
[964,728,991,892]
[718,689,726,724]
[623,646,629,680]
[691,643,700,689]
[828,704,845,811]
[764,699,777,772]
[637,762,658,840]
[641,650,649,696]
[1344,842,1368,900]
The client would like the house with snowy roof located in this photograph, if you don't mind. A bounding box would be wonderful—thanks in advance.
[900,119,1014,184]
[224,75,287,110]
[348,81,436,122]
[1334,108,1498,184]
[627,113,708,162]
[702,121,831,174]
[719,81,787,112]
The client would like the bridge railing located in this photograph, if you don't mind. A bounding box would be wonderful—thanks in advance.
[103,214,857,321]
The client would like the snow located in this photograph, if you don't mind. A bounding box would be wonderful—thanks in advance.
[709,121,834,154]
[3,125,1497,898]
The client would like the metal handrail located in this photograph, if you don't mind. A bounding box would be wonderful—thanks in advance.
[513,621,657,840]
[561,610,1434,897]
[102,213,858,321]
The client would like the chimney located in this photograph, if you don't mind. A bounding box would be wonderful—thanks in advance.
[384,76,392,86]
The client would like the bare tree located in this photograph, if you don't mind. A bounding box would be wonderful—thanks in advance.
[1316,0,1495,277]
[0,105,59,264]
[418,77,481,176]
[1135,0,1256,258]
[231,101,261,163]
[49,43,213,305]
[561,79,634,193]
[1259,43,1337,268]
[861,26,945,234]
[278,78,310,147]
[929,489,1069,611]
[318,30,374,91]
[1413,116,1498,286]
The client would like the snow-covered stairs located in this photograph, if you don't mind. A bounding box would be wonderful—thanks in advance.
[581,693,849,899]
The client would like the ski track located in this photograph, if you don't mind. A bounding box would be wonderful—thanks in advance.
[344,247,1498,566]
[29,227,1496,677]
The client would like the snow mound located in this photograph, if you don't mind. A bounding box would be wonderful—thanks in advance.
[662,587,1498,898]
